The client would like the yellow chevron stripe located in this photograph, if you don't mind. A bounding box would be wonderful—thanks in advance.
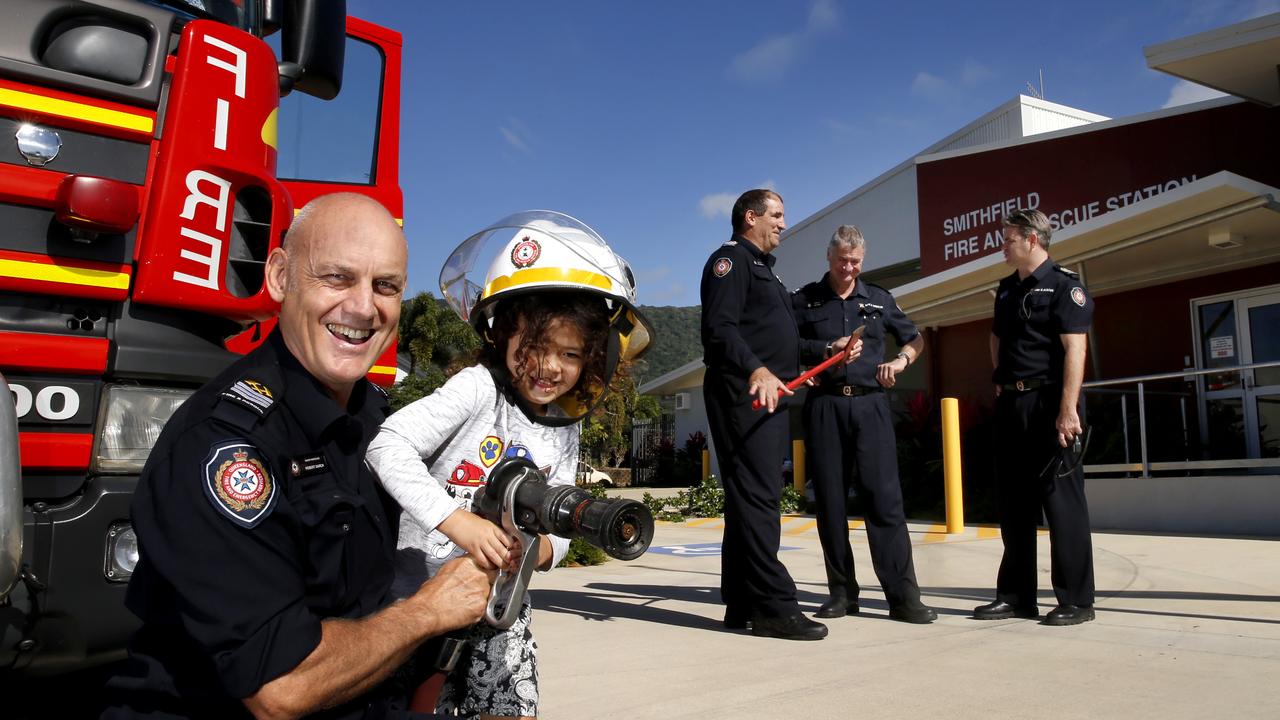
[0,87,153,134]
[0,257,130,289]
[369,365,396,376]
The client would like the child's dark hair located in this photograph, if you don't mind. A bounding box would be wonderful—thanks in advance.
[481,291,612,406]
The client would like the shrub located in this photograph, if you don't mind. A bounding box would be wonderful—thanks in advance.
[558,537,608,567]
[642,474,803,521]
[642,473,725,522]
[779,484,804,514]
[556,483,610,567]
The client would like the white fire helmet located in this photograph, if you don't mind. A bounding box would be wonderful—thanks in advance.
[439,210,654,424]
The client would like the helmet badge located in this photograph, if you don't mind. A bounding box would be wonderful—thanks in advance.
[511,236,542,268]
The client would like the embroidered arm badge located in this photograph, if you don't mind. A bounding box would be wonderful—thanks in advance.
[203,441,278,528]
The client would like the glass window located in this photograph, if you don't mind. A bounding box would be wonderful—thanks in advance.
[275,36,384,185]
[1206,397,1246,459]
[148,0,257,32]
[1257,396,1280,459]
[1248,302,1280,387]
[1197,300,1238,391]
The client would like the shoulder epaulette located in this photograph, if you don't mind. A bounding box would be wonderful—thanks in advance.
[1054,265,1079,278]
[214,376,278,430]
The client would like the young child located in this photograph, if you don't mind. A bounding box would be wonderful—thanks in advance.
[366,211,652,720]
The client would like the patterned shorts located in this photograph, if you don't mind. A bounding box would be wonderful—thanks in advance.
[435,603,539,718]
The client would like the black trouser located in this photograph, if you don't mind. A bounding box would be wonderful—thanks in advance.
[804,390,921,607]
[993,385,1095,607]
[704,371,798,618]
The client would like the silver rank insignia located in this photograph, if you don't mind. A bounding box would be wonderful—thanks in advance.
[220,378,276,417]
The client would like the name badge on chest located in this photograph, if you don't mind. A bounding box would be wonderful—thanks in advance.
[289,452,330,478]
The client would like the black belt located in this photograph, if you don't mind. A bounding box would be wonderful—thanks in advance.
[1001,378,1055,393]
[816,384,883,397]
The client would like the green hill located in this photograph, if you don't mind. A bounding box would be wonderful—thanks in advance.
[632,305,702,385]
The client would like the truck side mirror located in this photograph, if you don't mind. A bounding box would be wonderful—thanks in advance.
[277,0,345,99]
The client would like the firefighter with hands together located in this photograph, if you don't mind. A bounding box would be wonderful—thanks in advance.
[974,208,1096,626]
[105,193,494,720]
[793,225,937,624]
[700,189,861,642]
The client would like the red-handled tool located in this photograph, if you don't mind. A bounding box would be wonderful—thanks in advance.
[751,326,864,411]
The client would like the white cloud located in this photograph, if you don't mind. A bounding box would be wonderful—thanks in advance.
[959,59,993,88]
[728,33,802,83]
[910,71,948,102]
[807,0,841,32]
[728,0,839,84]
[698,192,737,219]
[636,266,672,284]
[499,118,531,152]
[911,59,993,103]
[823,116,856,134]
[699,180,777,219]
[1162,79,1228,108]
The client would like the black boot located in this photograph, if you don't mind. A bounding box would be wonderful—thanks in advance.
[888,598,938,624]
[814,589,860,619]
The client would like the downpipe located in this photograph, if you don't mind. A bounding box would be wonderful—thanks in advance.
[0,373,22,600]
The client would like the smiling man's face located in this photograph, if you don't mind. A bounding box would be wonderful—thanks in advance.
[268,194,407,405]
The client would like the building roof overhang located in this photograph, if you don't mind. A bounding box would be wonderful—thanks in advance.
[894,171,1280,328]
[1145,12,1280,107]
[639,358,705,396]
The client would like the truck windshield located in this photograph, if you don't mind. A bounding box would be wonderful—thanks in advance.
[147,0,259,34]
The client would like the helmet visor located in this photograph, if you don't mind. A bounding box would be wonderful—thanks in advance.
[439,210,652,359]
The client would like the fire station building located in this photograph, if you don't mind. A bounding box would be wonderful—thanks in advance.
[641,13,1280,535]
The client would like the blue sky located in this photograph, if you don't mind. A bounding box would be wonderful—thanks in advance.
[344,0,1274,307]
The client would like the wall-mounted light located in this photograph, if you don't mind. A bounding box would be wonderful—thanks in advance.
[1208,230,1243,249]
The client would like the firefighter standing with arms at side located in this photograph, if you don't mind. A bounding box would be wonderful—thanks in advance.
[974,208,1096,626]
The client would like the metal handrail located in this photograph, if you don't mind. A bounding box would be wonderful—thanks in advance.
[1083,360,1280,388]
[1081,360,1280,478]
[0,373,22,600]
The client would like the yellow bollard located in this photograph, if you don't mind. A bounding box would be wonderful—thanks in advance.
[941,397,964,533]
[791,439,805,494]
[701,448,710,483]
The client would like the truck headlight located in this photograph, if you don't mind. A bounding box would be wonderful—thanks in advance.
[93,385,192,474]
[105,523,138,582]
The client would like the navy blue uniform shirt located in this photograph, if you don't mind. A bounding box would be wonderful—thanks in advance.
[700,235,799,389]
[118,329,398,716]
[793,274,919,388]
[992,258,1094,384]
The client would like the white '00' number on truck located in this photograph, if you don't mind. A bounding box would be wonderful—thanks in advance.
[9,384,80,421]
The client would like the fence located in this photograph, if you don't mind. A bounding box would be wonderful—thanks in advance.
[630,414,674,486]
[1082,360,1280,477]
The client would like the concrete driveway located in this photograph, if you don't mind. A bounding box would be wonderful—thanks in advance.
[530,515,1280,719]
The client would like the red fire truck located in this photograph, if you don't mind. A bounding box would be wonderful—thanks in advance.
[0,0,402,675]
